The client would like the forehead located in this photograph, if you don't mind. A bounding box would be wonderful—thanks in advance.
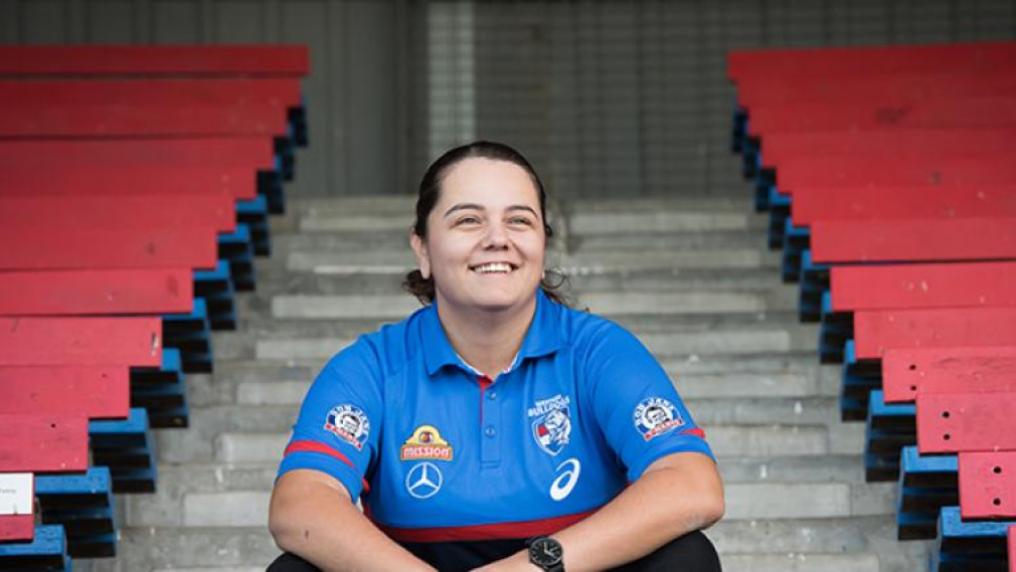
[436,157,540,210]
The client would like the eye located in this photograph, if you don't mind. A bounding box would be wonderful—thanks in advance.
[508,216,534,226]
[454,215,481,226]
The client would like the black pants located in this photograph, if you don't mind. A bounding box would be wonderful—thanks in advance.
[267,530,721,571]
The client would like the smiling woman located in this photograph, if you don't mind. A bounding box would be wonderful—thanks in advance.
[267,141,724,572]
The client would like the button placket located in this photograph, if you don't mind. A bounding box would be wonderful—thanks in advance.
[480,378,502,467]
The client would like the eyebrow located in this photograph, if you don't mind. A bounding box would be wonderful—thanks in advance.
[442,203,539,218]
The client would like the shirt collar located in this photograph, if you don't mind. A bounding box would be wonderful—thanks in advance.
[421,289,565,377]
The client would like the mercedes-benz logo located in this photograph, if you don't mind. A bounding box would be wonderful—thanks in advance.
[405,462,443,499]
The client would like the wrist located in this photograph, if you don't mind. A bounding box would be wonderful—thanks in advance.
[527,536,565,572]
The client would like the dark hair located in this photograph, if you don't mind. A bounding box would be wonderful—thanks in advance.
[403,140,568,305]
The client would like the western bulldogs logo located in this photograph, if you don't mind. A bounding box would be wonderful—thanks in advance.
[633,397,685,441]
[324,404,370,451]
[528,394,572,456]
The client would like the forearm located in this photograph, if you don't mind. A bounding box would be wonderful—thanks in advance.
[482,453,724,572]
[270,472,435,572]
[554,461,722,570]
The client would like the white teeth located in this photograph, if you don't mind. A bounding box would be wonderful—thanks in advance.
[474,263,513,274]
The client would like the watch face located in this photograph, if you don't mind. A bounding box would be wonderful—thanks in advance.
[529,537,563,567]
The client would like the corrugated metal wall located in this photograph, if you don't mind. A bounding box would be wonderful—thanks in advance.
[2,0,1015,198]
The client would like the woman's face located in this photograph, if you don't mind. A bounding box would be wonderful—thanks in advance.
[411,157,546,314]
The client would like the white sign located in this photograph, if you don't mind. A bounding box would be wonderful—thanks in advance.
[0,473,32,516]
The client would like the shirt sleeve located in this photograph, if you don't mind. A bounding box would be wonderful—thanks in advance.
[276,337,383,502]
[584,321,715,482]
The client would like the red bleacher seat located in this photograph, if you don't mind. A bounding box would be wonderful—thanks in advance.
[748,96,1016,138]
[0,515,33,542]
[0,100,287,139]
[0,269,193,316]
[791,183,1016,227]
[0,366,129,420]
[761,128,1016,169]
[0,226,219,271]
[0,78,300,109]
[882,346,1016,403]
[728,41,1016,82]
[0,45,309,77]
[917,391,1016,453]
[0,164,257,202]
[958,451,1016,519]
[776,154,1016,194]
[0,317,161,367]
[853,307,1016,360]
[0,196,236,234]
[830,261,1016,312]
[738,70,1016,108]
[811,217,1016,264]
[0,138,274,171]
[0,414,88,472]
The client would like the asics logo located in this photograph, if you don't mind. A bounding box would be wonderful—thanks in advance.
[549,458,581,501]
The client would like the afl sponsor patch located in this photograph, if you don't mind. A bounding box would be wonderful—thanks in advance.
[633,397,685,441]
[400,425,453,461]
[323,404,370,450]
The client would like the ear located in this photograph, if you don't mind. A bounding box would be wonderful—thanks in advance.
[410,232,431,279]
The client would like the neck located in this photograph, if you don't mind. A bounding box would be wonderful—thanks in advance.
[435,294,538,379]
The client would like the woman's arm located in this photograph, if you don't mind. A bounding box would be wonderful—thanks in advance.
[269,469,436,572]
[476,451,724,572]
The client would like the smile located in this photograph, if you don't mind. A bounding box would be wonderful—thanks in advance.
[470,262,517,274]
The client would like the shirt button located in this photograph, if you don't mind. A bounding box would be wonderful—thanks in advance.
[484,425,496,438]
[487,391,497,401]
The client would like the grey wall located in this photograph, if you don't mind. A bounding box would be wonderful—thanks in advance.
[464,0,1016,198]
[2,0,1015,198]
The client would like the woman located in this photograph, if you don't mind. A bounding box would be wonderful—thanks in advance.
[268,141,725,571]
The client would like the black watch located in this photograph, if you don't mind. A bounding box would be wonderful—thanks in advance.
[528,536,564,572]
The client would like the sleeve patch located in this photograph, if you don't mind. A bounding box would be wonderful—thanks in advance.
[324,404,370,450]
[633,397,685,441]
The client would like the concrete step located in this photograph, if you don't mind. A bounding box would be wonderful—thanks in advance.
[211,311,818,361]
[718,455,866,484]
[250,264,798,299]
[720,552,880,572]
[724,481,895,519]
[188,362,838,408]
[163,395,848,451]
[560,248,780,271]
[124,453,882,528]
[567,196,750,213]
[569,209,762,235]
[123,479,894,530]
[87,526,278,572]
[288,194,417,215]
[571,229,765,252]
[92,516,926,571]
[192,422,864,466]
[268,290,798,319]
[281,247,780,274]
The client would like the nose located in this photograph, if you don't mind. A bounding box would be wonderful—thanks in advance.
[481,221,509,250]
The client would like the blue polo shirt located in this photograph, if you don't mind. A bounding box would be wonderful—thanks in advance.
[278,289,713,545]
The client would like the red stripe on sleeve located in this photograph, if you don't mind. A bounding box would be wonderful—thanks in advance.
[681,427,706,439]
[284,439,370,495]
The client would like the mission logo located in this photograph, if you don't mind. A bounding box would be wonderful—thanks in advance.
[400,425,454,461]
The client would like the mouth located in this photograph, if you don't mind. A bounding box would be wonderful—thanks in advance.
[469,262,518,275]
